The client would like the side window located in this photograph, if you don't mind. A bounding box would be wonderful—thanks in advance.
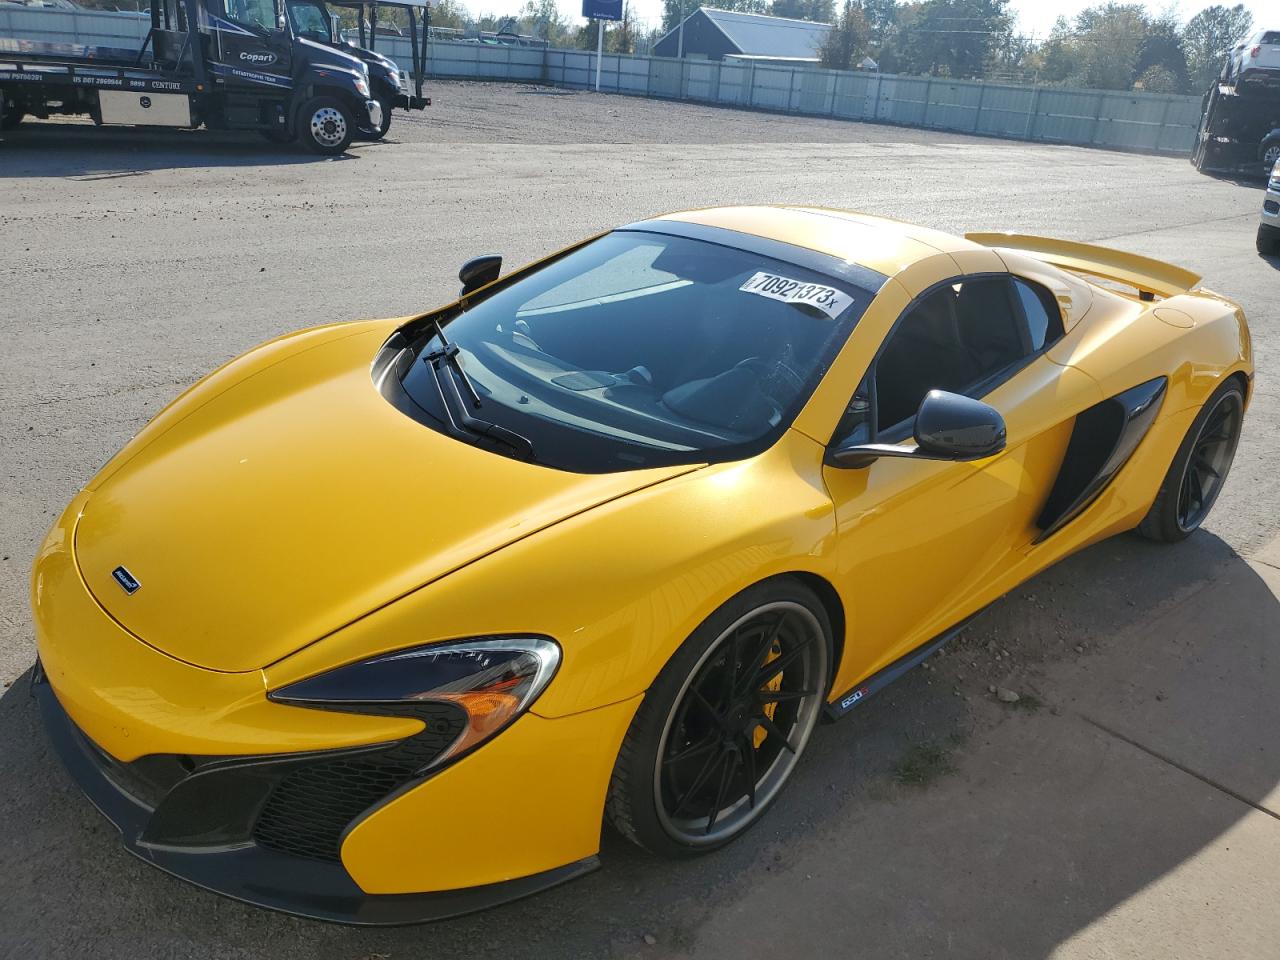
[1013,277,1064,352]
[834,275,1037,445]
[224,0,277,32]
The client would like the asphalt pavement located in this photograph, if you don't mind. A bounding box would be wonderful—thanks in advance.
[1,82,1278,959]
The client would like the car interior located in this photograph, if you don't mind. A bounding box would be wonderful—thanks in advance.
[865,275,1063,437]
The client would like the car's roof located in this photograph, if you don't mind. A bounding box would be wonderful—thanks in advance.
[647,205,980,280]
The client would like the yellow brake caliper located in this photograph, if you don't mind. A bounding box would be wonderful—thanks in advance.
[754,642,782,749]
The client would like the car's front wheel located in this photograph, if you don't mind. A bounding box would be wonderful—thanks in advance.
[607,578,831,857]
[1137,379,1245,542]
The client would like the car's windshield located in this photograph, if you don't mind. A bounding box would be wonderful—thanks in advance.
[391,229,879,473]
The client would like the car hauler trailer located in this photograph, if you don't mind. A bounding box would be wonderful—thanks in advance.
[1192,81,1280,176]
[0,0,385,153]
[283,0,430,139]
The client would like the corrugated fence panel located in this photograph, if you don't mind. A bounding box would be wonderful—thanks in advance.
[0,8,1201,157]
[831,72,878,120]
[976,84,1035,138]
[924,80,982,131]
[1032,88,1102,144]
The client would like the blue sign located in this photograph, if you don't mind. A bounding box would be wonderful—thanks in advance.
[581,0,622,21]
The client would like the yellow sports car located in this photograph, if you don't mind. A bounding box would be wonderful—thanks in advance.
[32,207,1252,923]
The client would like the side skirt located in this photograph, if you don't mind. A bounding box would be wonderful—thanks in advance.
[823,614,977,722]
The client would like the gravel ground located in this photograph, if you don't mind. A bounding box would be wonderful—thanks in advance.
[1,80,1278,959]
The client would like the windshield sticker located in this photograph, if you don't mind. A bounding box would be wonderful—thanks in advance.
[738,272,853,319]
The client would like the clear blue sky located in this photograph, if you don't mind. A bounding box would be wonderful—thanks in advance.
[471,0,1270,39]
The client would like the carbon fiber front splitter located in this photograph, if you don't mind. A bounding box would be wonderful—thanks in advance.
[32,666,598,925]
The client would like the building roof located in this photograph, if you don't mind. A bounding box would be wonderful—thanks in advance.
[661,7,832,59]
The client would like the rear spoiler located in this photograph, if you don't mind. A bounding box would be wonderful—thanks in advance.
[965,232,1201,301]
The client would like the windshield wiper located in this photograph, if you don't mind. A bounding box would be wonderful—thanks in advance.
[423,324,535,461]
[424,320,483,409]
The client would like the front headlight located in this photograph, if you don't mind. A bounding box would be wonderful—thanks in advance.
[354,76,370,97]
[270,636,560,766]
[387,68,401,86]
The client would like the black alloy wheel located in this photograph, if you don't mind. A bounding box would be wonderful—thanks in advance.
[607,580,831,856]
[1138,379,1245,542]
[1174,389,1243,533]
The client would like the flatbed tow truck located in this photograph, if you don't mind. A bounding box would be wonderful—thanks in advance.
[0,0,428,151]
[1192,74,1280,176]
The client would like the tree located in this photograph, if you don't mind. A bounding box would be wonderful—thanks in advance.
[770,0,835,23]
[1133,64,1179,93]
[1183,4,1253,92]
[883,0,1012,79]
[819,0,869,69]
[607,1,640,53]
[517,0,576,45]
[429,0,469,32]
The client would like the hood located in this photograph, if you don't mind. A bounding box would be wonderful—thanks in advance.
[341,41,397,72]
[297,36,367,75]
[73,326,697,673]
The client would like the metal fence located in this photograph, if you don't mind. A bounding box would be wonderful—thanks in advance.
[1,6,1201,155]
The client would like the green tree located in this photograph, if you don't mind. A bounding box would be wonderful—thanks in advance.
[770,0,836,23]
[884,0,1011,78]
[1133,63,1178,92]
[819,0,869,69]
[1182,4,1253,91]
[429,0,469,32]
[518,0,575,45]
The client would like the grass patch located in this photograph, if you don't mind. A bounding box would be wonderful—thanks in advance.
[893,740,956,787]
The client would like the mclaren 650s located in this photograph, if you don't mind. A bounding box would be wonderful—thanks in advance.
[32,207,1252,923]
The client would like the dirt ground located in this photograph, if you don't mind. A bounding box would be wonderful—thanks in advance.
[2,81,1279,960]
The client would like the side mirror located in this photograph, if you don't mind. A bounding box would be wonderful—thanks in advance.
[827,390,1006,468]
[459,254,502,296]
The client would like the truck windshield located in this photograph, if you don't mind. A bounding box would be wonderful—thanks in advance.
[288,0,331,41]
[392,230,879,473]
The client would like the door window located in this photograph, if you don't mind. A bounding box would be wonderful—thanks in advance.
[288,0,331,41]
[836,274,1047,443]
[224,0,278,32]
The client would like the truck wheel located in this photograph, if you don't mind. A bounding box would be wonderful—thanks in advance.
[1,102,23,130]
[1263,142,1280,173]
[1258,225,1280,256]
[299,96,354,155]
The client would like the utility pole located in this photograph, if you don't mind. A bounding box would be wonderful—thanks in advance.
[677,0,685,58]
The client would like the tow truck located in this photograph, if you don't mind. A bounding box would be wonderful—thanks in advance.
[283,0,430,139]
[0,0,389,153]
[1192,46,1280,176]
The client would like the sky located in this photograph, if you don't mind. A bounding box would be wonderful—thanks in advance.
[474,0,1271,40]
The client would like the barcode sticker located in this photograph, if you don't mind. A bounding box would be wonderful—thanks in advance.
[739,272,853,319]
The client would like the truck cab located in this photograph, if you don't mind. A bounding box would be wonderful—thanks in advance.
[0,0,384,153]
[283,0,429,139]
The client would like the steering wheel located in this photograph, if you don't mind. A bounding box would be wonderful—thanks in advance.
[737,357,805,398]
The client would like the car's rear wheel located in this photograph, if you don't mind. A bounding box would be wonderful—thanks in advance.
[1137,380,1244,542]
[1262,141,1280,172]
[606,578,831,857]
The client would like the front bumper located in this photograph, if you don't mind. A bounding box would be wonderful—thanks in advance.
[33,662,597,924]
[365,98,383,131]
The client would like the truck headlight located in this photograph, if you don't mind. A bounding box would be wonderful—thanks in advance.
[269,637,560,765]
[354,76,370,97]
